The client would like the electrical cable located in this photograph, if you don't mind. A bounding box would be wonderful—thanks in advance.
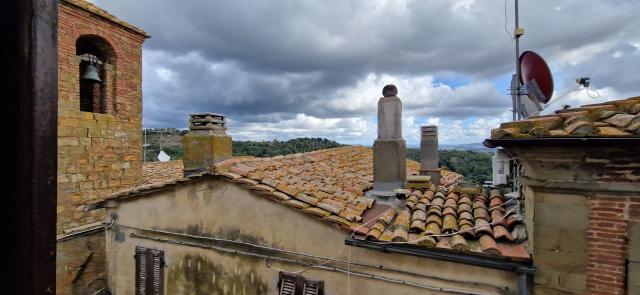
[117,223,508,291]
[129,232,493,295]
[114,186,517,293]
[504,0,514,40]
[586,87,600,98]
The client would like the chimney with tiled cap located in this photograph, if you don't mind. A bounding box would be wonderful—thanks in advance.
[372,84,407,194]
[420,125,441,186]
[182,113,232,176]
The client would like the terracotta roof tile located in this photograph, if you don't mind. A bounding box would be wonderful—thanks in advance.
[360,184,530,260]
[490,96,640,139]
[132,147,528,261]
[142,161,184,186]
[211,146,429,225]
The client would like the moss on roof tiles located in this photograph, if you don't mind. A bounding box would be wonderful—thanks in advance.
[491,96,640,139]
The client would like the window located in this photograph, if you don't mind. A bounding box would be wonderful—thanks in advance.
[135,246,164,295]
[278,272,324,295]
[76,35,115,114]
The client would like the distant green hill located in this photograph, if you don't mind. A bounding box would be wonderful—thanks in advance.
[407,148,492,184]
[142,129,492,184]
[142,130,344,162]
[233,138,345,157]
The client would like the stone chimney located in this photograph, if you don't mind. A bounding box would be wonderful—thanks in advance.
[420,125,440,186]
[373,85,406,192]
[182,113,232,176]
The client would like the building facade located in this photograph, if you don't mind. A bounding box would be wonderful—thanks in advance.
[89,111,532,294]
[56,0,149,293]
[486,96,640,294]
[99,174,528,294]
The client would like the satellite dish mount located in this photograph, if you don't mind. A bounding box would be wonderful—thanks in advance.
[510,0,554,120]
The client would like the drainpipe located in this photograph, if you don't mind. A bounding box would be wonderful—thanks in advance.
[517,271,529,295]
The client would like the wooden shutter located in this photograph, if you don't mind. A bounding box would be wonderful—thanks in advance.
[278,272,324,295]
[135,246,164,295]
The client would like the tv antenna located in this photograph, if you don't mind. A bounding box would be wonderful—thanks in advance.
[508,1,601,119]
[157,130,170,162]
[509,0,555,120]
[143,128,151,163]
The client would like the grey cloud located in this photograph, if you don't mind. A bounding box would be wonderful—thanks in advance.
[93,0,640,142]
[563,42,640,93]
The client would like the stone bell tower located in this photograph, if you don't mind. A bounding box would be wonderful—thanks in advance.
[373,84,407,192]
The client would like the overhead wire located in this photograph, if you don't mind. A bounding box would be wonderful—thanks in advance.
[586,86,600,98]
[504,0,515,41]
[118,223,508,292]
[129,232,496,295]
[114,185,517,293]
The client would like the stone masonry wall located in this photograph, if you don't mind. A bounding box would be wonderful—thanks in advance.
[531,191,588,294]
[508,145,640,294]
[57,1,147,294]
[57,1,146,233]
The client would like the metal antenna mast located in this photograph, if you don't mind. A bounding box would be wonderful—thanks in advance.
[513,0,524,120]
[511,0,524,121]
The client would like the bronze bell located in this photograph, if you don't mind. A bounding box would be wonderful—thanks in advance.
[81,63,102,83]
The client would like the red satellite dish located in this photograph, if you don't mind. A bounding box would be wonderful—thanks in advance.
[519,51,554,103]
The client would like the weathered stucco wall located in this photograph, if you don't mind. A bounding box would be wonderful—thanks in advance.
[105,178,521,294]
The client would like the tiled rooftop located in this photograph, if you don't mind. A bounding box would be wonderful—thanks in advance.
[62,0,151,37]
[142,160,184,186]
[212,146,419,223]
[135,146,528,260]
[491,96,640,139]
[356,187,529,260]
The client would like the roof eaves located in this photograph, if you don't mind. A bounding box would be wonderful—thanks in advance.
[345,237,535,273]
[484,137,640,148]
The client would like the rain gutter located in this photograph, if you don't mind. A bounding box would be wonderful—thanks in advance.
[345,238,535,295]
[483,137,640,148]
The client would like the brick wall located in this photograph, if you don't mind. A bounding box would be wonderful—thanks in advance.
[587,195,640,295]
[57,1,147,233]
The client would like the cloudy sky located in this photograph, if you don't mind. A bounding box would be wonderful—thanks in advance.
[92,0,640,145]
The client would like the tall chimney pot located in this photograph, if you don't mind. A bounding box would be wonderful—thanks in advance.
[372,84,406,193]
[420,125,440,186]
[182,113,232,176]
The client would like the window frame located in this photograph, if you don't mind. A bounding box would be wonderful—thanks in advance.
[135,246,165,295]
[278,272,324,295]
